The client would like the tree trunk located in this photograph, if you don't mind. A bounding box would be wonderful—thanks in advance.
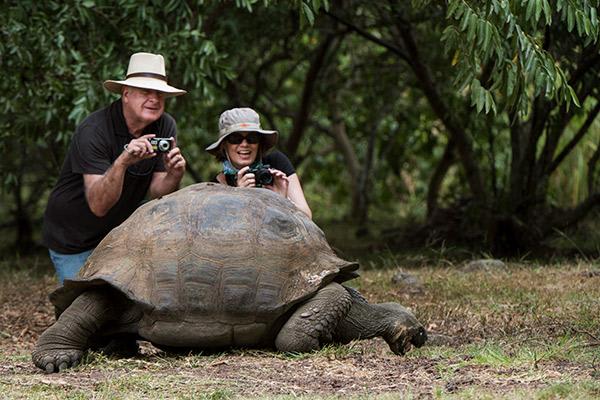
[426,139,455,219]
[284,34,337,161]
[13,181,34,253]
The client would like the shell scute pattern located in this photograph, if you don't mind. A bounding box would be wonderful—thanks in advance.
[53,183,358,334]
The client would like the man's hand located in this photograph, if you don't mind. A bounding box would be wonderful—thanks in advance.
[148,139,186,199]
[164,144,186,178]
[122,134,157,165]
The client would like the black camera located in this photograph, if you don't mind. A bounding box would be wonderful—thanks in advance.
[149,137,174,153]
[248,164,273,187]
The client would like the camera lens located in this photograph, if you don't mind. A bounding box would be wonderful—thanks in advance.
[257,169,273,186]
[158,139,171,152]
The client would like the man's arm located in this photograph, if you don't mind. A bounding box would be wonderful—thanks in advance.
[148,146,186,199]
[84,134,157,217]
[83,156,128,217]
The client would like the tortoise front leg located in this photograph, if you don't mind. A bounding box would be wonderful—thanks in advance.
[275,283,352,352]
[32,289,116,373]
[332,287,427,355]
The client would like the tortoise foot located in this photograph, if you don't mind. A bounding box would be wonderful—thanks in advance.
[32,349,83,373]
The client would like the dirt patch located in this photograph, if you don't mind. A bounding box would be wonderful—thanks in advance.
[0,274,55,354]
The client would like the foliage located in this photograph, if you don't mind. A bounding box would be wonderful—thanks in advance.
[444,0,598,115]
[0,0,599,255]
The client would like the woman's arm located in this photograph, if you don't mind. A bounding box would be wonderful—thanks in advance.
[286,173,312,219]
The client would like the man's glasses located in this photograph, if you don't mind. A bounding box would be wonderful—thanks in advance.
[226,132,260,145]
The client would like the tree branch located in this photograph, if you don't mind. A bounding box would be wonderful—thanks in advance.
[323,10,412,64]
[393,17,487,203]
[284,33,337,160]
[548,193,600,234]
[547,101,600,175]
[569,51,600,86]
[427,139,455,219]
[587,139,600,194]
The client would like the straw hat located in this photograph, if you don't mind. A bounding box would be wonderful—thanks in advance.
[205,108,278,156]
[104,52,186,98]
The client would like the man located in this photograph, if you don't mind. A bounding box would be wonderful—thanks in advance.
[43,52,187,284]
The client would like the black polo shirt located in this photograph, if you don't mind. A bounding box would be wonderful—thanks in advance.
[42,99,176,254]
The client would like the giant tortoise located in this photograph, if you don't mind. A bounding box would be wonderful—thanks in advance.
[33,183,427,372]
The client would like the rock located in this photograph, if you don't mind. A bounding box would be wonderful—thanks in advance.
[463,259,506,272]
[391,270,424,294]
[425,333,456,346]
[580,270,600,278]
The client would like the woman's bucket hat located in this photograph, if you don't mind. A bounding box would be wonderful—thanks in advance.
[206,108,278,156]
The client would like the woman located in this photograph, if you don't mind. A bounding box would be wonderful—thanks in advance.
[206,107,312,219]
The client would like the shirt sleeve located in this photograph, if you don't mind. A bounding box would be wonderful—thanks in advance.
[70,123,113,175]
[264,150,296,176]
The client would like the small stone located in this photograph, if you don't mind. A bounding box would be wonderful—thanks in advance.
[391,270,424,294]
[426,333,456,346]
[300,312,312,318]
[463,259,506,272]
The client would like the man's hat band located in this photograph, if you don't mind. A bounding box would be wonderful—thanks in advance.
[126,72,167,82]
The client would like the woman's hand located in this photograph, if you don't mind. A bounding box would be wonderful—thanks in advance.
[265,168,289,197]
[236,166,255,187]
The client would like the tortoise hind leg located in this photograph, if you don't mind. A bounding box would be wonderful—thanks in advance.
[32,288,118,373]
[275,283,352,353]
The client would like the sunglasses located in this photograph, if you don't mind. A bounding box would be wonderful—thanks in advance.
[226,132,261,145]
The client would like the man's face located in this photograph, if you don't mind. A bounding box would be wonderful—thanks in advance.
[122,86,165,126]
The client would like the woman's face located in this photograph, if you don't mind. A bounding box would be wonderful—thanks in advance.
[223,131,261,169]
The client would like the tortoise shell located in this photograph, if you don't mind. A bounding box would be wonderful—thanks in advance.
[51,183,358,347]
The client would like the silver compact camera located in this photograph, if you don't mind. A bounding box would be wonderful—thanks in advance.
[149,137,174,153]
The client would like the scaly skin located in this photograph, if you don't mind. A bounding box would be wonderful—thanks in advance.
[331,288,427,354]
[275,283,353,352]
[274,283,426,354]
[32,289,119,373]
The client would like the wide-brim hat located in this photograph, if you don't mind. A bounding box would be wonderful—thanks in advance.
[104,52,186,98]
[206,107,278,156]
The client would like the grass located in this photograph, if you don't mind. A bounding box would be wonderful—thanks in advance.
[1,254,600,399]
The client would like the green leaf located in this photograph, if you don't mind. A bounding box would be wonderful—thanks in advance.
[447,0,460,19]
[483,21,492,49]
[302,3,315,26]
[525,0,534,22]
[467,13,478,42]
[542,0,552,25]
[568,85,580,107]
[576,10,584,36]
[460,9,472,31]
[567,5,575,32]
